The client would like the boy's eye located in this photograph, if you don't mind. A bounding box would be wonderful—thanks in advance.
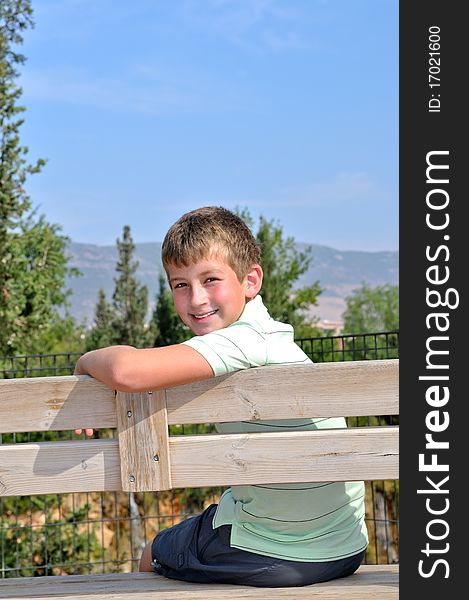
[173,282,187,289]
[206,277,219,284]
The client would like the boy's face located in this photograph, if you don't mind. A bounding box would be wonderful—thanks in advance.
[168,255,261,336]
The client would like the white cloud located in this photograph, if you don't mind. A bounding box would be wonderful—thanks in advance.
[260,29,309,51]
[207,172,380,209]
[21,65,246,115]
[32,0,157,42]
[143,172,381,212]
[180,0,310,52]
[285,171,378,207]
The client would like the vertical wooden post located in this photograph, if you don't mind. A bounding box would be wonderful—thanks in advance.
[116,390,172,491]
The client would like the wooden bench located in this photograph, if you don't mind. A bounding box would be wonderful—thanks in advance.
[0,359,399,599]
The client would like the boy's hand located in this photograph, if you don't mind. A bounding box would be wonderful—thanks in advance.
[71,344,213,435]
[74,428,97,437]
[74,353,102,437]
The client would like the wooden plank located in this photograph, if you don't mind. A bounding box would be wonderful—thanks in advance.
[116,390,172,491]
[166,359,399,424]
[0,565,399,599]
[0,426,398,496]
[0,360,398,434]
[169,426,399,487]
[0,439,121,496]
[0,375,116,433]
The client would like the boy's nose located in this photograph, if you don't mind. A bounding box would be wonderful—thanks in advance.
[190,284,208,306]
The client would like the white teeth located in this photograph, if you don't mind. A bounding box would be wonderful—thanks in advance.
[193,310,216,319]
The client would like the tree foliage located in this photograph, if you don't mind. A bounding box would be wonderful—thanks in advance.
[85,289,116,350]
[87,226,150,349]
[342,283,399,334]
[0,1,79,355]
[149,274,190,347]
[238,209,322,338]
[1,500,101,577]
[111,225,149,347]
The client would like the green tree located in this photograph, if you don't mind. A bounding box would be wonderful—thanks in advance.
[342,283,399,334]
[238,209,322,338]
[0,1,78,355]
[111,225,149,347]
[87,226,150,350]
[1,499,101,577]
[85,289,116,350]
[149,274,190,347]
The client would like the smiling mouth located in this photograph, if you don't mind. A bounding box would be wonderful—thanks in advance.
[191,310,218,320]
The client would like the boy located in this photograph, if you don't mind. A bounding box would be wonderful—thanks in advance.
[74,206,367,587]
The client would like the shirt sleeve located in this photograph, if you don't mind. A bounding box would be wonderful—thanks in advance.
[183,324,267,377]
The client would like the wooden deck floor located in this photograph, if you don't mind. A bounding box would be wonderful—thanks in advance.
[0,564,398,599]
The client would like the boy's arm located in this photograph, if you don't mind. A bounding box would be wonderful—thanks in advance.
[74,344,214,392]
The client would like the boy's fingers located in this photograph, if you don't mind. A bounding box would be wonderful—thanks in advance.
[74,428,99,436]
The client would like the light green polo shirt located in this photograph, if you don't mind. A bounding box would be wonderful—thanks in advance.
[183,295,368,562]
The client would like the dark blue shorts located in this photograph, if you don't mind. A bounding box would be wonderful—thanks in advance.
[151,504,365,587]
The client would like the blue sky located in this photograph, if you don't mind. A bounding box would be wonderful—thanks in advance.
[20,0,398,251]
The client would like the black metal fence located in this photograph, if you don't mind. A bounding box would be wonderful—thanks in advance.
[0,352,82,380]
[0,332,399,577]
[295,330,399,363]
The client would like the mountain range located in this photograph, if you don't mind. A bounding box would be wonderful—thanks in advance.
[65,241,399,328]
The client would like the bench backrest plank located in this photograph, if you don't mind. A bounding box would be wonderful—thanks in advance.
[168,427,398,488]
[0,427,398,496]
[0,359,399,496]
[0,439,121,496]
[0,360,398,433]
[0,376,116,434]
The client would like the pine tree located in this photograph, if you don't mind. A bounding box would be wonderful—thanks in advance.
[111,225,149,347]
[0,1,78,355]
[85,289,116,350]
[149,274,190,347]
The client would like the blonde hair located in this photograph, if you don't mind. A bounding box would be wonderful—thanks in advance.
[162,206,261,281]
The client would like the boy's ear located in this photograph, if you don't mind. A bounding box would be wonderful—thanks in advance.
[245,264,263,299]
